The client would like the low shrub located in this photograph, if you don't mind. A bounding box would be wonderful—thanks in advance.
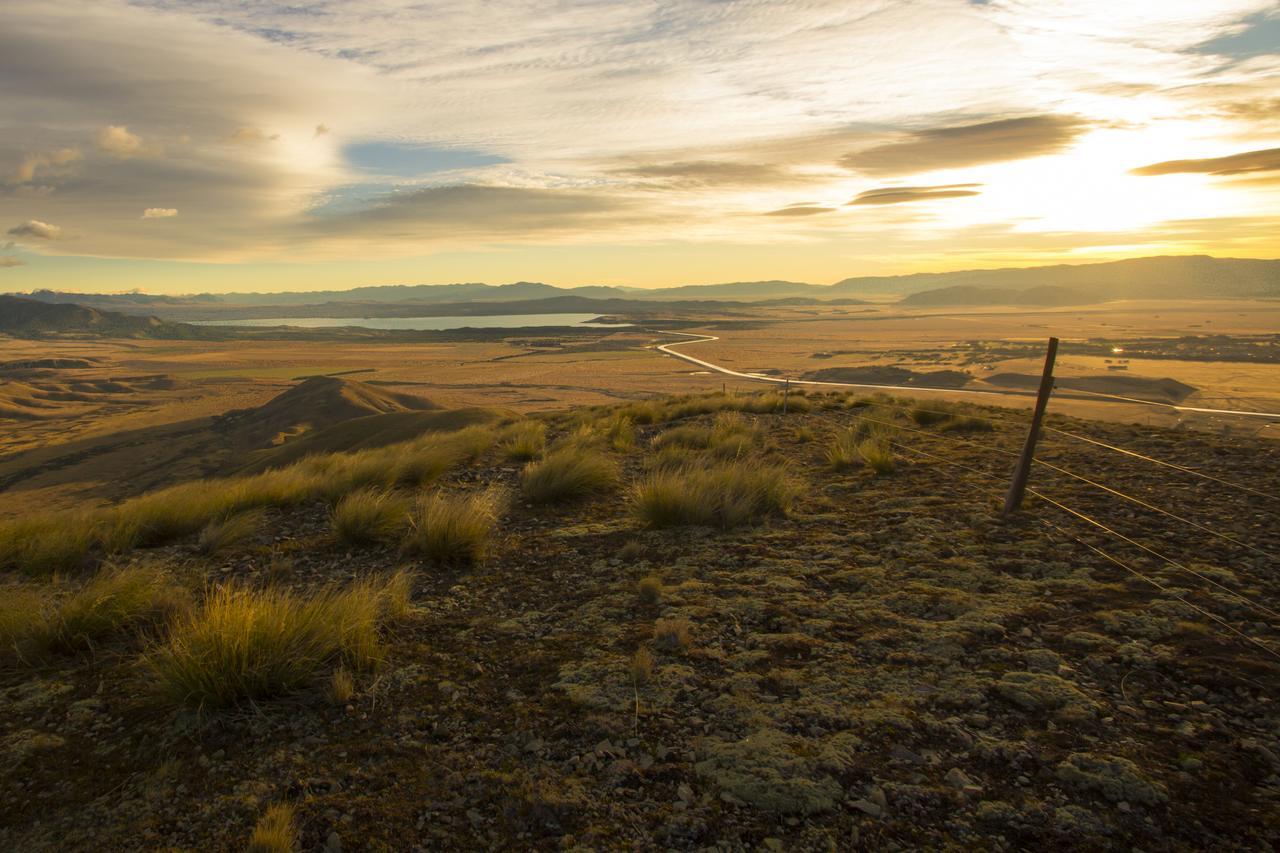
[521,449,619,504]
[653,618,693,653]
[401,491,498,565]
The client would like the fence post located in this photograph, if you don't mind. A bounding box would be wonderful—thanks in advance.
[783,379,790,414]
[1002,336,1058,518]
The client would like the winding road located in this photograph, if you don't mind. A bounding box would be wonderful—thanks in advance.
[652,330,1280,421]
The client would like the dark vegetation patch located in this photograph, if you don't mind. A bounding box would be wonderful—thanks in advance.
[2,389,1279,850]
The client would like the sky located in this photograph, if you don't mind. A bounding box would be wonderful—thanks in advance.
[1,0,1278,294]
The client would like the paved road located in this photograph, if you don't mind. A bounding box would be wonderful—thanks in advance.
[652,330,1280,421]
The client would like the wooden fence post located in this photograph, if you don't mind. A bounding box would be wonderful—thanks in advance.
[1002,336,1059,518]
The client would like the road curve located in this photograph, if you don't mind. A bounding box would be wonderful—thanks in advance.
[652,330,1280,421]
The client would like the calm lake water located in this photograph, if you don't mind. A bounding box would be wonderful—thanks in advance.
[193,313,631,331]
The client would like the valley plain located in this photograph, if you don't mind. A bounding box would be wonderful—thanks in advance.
[3,296,1277,517]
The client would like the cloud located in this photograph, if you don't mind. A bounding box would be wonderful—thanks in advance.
[1131,147,1280,176]
[617,160,797,187]
[5,147,81,185]
[839,116,1089,176]
[97,125,152,158]
[314,124,329,137]
[7,219,62,239]
[301,184,647,246]
[229,127,280,144]
[0,256,25,268]
[763,204,835,217]
[142,208,178,218]
[849,184,983,205]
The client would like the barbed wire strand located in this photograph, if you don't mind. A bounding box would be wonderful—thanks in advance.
[1025,488,1280,622]
[1030,457,1279,561]
[1035,516,1280,663]
[1042,425,1279,501]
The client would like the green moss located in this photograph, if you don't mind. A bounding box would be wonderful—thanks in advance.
[1054,753,1167,805]
[695,729,842,815]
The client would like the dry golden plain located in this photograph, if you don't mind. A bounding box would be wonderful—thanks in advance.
[1,297,1277,516]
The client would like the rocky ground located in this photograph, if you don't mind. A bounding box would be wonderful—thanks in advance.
[2,393,1278,851]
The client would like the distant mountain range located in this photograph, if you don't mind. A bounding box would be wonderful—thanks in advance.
[0,294,169,335]
[7,256,1279,318]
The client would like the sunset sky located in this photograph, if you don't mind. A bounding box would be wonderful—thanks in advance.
[2,0,1278,293]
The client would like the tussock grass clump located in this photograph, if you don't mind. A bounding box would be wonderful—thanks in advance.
[499,421,546,461]
[0,512,98,575]
[0,585,50,656]
[331,488,409,546]
[637,575,663,607]
[329,667,355,705]
[401,491,498,565]
[196,509,265,556]
[631,646,654,684]
[633,463,796,529]
[859,438,895,475]
[653,618,693,653]
[826,428,862,470]
[50,563,189,653]
[937,415,994,433]
[148,573,408,707]
[521,448,619,505]
[247,803,299,853]
[604,414,636,452]
[3,564,189,659]
[909,405,952,426]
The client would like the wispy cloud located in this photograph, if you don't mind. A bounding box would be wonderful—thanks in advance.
[840,116,1088,176]
[850,184,983,205]
[0,256,25,268]
[1132,147,1280,176]
[142,207,178,218]
[8,219,62,239]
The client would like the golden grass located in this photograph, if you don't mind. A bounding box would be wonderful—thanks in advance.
[653,618,693,653]
[247,803,299,853]
[195,509,265,556]
[329,666,355,705]
[499,420,546,461]
[858,438,895,475]
[631,646,654,685]
[147,573,408,708]
[603,414,636,452]
[521,448,619,504]
[637,576,662,607]
[2,564,189,660]
[330,488,410,546]
[401,491,498,565]
[632,462,796,529]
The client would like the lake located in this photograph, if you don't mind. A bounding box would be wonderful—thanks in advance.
[192,313,631,331]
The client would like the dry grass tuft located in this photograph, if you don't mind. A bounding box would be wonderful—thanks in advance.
[196,509,265,556]
[858,438,895,475]
[147,573,405,708]
[401,491,499,566]
[631,646,654,684]
[49,563,189,654]
[653,618,693,653]
[329,667,355,705]
[499,421,546,461]
[331,488,409,546]
[637,575,663,607]
[247,802,299,853]
[521,448,619,504]
[633,463,796,529]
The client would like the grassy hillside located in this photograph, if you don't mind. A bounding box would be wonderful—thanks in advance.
[1,390,1277,850]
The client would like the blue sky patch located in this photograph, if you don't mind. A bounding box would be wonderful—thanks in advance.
[1192,11,1280,61]
[344,141,510,177]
